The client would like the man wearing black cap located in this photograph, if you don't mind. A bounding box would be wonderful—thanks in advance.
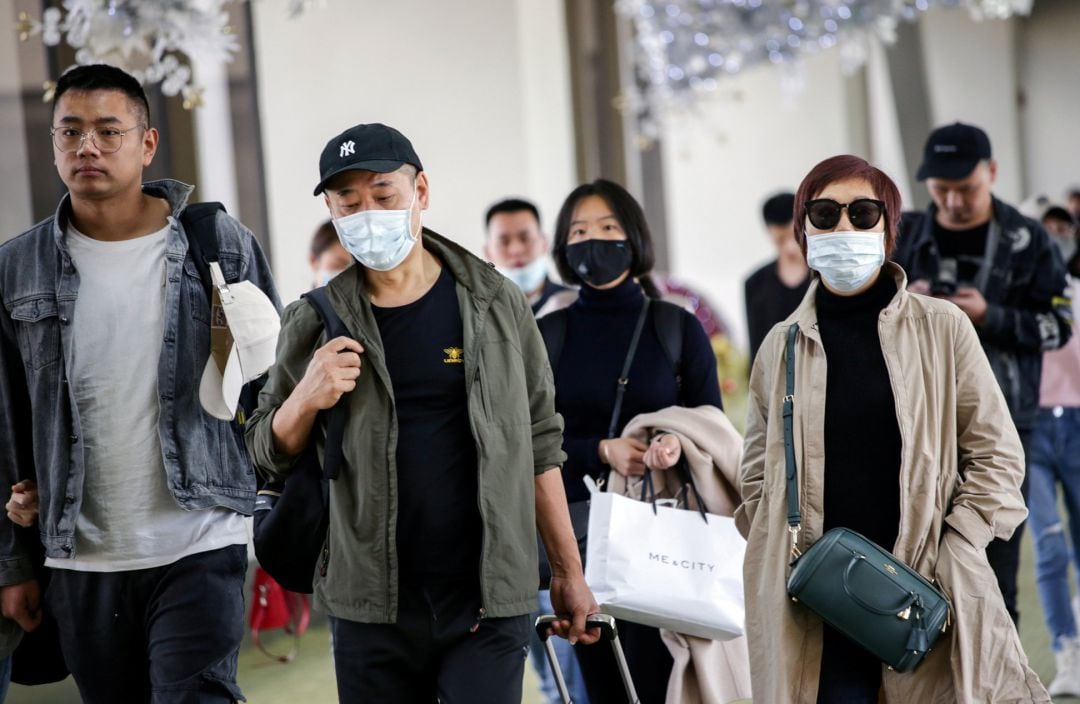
[246,123,599,702]
[894,121,1073,626]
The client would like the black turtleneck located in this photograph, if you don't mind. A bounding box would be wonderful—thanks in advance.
[552,278,723,503]
[816,272,902,550]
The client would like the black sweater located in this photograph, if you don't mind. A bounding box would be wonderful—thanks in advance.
[552,278,723,503]
[817,273,902,550]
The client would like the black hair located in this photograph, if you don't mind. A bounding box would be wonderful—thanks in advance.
[485,198,541,228]
[762,192,796,227]
[53,64,150,125]
[309,220,339,259]
[1043,206,1076,227]
[552,179,658,296]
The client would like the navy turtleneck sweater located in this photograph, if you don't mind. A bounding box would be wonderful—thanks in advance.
[553,278,723,503]
[816,272,902,550]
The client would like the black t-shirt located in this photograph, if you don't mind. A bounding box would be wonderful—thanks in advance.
[744,260,811,365]
[932,220,990,286]
[372,265,482,584]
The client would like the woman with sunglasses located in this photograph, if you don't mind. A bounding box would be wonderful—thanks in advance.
[735,155,1047,702]
[545,179,726,703]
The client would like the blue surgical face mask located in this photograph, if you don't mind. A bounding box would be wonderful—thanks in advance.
[317,268,344,287]
[805,231,885,292]
[497,256,549,294]
[332,189,420,272]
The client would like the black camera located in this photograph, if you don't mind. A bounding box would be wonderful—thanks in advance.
[931,258,958,297]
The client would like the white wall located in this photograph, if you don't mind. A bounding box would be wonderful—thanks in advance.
[1018,0,1080,202]
[660,50,859,349]
[251,0,576,302]
[918,7,1024,202]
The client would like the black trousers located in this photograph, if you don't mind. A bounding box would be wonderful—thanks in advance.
[47,544,247,704]
[986,429,1033,625]
[329,579,530,703]
[816,623,881,703]
[574,618,673,704]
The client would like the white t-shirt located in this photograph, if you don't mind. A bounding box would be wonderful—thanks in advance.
[45,219,247,572]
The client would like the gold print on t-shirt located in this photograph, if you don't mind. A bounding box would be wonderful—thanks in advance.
[443,347,464,364]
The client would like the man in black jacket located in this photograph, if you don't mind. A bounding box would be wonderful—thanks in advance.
[893,122,1073,625]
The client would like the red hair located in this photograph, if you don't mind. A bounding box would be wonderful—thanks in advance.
[793,155,902,259]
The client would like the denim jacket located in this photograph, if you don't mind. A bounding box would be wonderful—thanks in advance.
[0,180,281,583]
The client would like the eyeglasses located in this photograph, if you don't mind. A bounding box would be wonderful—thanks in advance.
[50,125,145,154]
[805,198,886,231]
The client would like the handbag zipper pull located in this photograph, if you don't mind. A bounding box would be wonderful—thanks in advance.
[897,606,911,621]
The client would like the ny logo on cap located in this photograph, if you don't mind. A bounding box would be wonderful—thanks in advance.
[340,140,356,158]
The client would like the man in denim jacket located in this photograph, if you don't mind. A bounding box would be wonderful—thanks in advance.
[0,64,279,702]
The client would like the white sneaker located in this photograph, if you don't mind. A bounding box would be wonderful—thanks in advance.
[1048,636,1080,698]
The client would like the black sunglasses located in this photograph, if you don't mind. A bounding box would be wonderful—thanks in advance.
[805,198,886,231]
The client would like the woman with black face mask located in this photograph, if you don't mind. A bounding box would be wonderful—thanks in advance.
[544,179,724,703]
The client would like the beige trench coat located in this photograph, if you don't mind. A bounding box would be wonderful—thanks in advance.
[734,264,1049,703]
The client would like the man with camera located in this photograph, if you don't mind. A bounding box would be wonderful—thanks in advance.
[893,122,1073,626]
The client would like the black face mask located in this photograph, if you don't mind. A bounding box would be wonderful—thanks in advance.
[565,240,633,287]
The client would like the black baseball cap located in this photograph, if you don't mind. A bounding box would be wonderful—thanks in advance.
[916,122,992,181]
[313,123,423,196]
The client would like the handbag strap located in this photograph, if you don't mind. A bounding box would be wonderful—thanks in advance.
[783,323,802,558]
[608,297,652,439]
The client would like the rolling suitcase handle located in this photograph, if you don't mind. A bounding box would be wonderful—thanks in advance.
[534,613,640,704]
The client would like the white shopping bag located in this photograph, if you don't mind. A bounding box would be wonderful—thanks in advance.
[584,486,746,641]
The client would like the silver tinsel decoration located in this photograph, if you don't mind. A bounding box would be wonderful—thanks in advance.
[17,0,318,108]
[616,0,1034,137]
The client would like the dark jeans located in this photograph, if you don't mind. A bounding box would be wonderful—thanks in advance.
[47,544,247,704]
[574,619,672,704]
[329,578,530,703]
[816,623,881,703]
[986,429,1032,625]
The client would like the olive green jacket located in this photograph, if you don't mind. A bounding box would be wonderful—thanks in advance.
[245,229,566,623]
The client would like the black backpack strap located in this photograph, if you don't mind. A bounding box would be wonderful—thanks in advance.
[537,308,569,377]
[179,202,226,300]
[301,287,350,481]
[651,300,686,399]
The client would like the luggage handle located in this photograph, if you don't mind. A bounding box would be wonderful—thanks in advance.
[842,553,919,618]
[534,614,640,704]
[535,613,617,643]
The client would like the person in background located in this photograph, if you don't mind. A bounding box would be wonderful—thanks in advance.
[744,192,811,366]
[484,196,588,704]
[309,219,352,288]
[1027,205,1080,697]
[547,178,723,703]
[1067,188,1080,225]
[892,122,1073,626]
[738,153,1047,702]
[485,198,568,314]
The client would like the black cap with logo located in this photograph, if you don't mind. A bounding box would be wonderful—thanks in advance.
[916,122,992,182]
[313,123,424,196]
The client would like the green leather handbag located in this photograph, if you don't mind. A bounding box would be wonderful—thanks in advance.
[779,324,952,673]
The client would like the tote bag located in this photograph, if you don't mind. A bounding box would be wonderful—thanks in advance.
[584,485,746,641]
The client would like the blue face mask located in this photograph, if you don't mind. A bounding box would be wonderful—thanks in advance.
[332,190,420,272]
[805,231,885,292]
[497,257,549,294]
